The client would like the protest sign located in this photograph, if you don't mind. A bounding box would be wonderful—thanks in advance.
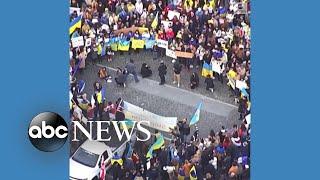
[123,101,177,132]
[175,51,194,58]
[156,39,168,49]
[131,39,145,49]
[118,40,130,51]
[71,36,84,48]
[166,49,177,59]
[168,10,180,20]
[138,27,149,34]
[211,60,222,74]
[110,43,118,51]
[85,38,91,47]
[236,80,248,90]
[114,27,139,35]
[145,39,156,49]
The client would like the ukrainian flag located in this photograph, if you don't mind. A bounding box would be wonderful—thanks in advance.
[118,39,130,51]
[120,119,135,129]
[190,166,197,180]
[201,62,213,77]
[70,15,82,35]
[151,12,158,29]
[146,134,165,159]
[131,39,145,49]
[111,154,123,166]
[189,102,202,126]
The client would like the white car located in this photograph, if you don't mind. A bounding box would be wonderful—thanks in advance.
[69,140,127,180]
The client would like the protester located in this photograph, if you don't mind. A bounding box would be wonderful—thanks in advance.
[173,60,182,87]
[115,67,127,87]
[190,72,199,89]
[140,63,152,78]
[125,59,139,83]
[158,60,167,85]
[205,74,215,92]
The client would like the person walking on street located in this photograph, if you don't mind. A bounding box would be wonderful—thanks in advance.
[125,59,139,83]
[173,60,182,87]
[158,60,167,85]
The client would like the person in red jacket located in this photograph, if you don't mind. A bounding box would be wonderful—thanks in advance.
[166,27,175,40]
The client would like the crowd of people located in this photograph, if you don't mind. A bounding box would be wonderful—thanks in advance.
[69,0,251,179]
[109,116,250,180]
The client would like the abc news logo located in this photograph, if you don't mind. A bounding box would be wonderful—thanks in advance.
[28,112,68,152]
[28,112,152,152]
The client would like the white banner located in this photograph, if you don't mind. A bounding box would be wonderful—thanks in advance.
[166,48,177,59]
[71,36,84,48]
[156,39,168,49]
[123,101,177,132]
[168,10,180,20]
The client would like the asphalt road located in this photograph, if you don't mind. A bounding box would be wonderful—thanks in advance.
[72,51,240,147]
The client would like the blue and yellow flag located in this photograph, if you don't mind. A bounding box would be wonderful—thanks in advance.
[111,154,123,166]
[145,39,156,49]
[131,39,145,49]
[120,119,135,129]
[151,12,158,29]
[201,62,213,77]
[190,166,197,180]
[118,39,130,51]
[70,15,82,35]
[146,134,165,159]
[189,102,202,126]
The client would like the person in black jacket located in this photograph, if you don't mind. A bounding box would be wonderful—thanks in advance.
[115,68,128,87]
[158,60,167,85]
[140,63,152,78]
[190,72,199,89]
[173,60,182,87]
[205,74,214,92]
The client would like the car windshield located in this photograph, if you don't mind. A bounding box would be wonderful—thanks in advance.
[72,147,100,168]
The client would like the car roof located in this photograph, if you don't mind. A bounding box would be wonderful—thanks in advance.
[80,140,110,155]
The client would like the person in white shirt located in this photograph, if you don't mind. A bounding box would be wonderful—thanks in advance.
[135,0,144,15]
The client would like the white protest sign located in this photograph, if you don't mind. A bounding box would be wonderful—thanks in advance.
[70,7,81,15]
[71,36,84,48]
[168,10,180,20]
[236,80,248,90]
[166,48,177,59]
[211,60,222,74]
[85,38,92,47]
[123,101,177,132]
[156,39,168,49]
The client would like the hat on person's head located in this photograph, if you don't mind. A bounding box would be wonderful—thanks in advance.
[160,60,164,64]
